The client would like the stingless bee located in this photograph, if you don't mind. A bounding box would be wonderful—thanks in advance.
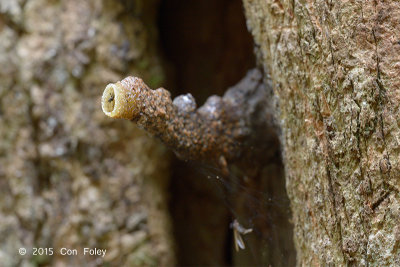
[231,219,253,251]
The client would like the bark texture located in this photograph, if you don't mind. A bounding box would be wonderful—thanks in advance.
[243,0,400,266]
[0,0,174,266]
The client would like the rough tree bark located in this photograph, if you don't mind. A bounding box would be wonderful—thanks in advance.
[243,0,400,266]
[0,0,174,266]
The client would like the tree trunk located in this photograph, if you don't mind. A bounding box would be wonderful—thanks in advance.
[243,0,400,265]
[0,0,174,266]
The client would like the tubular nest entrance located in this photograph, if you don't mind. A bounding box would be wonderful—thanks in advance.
[101,79,141,120]
[102,84,116,114]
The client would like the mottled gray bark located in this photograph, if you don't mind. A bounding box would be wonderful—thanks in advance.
[0,0,174,266]
[243,0,400,266]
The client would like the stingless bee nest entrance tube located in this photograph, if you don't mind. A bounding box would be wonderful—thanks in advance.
[100,69,278,164]
[101,79,140,119]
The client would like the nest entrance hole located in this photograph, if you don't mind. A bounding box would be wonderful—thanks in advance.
[102,85,116,114]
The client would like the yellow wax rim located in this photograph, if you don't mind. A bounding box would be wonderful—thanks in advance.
[101,81,138,119]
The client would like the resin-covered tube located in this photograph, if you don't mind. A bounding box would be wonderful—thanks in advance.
[101,77,143,119]
[101,69,279,165]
